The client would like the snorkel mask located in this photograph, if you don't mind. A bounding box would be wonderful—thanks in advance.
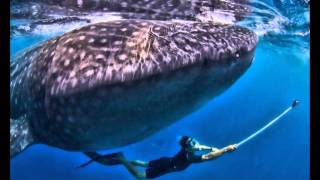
[180,136,199,150]
[188,138,200,148]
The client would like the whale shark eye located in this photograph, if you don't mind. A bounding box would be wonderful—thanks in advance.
[234,49,243,59]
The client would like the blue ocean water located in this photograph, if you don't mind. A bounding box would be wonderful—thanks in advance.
[10,0,310,180]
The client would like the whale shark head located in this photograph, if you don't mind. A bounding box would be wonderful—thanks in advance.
[33,20,257,150]
[10,20,257,152]
[47,20,257,96]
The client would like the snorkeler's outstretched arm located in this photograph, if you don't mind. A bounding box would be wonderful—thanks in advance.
[196,145,214,151]
[189,144,236,163]
[192,144,237,162]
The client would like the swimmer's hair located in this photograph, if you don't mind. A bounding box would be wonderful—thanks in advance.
[179,136,192,148]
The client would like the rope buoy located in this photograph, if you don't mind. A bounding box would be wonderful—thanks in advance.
[236,99,300,147]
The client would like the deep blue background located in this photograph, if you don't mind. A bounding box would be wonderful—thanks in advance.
[10,1,310,179]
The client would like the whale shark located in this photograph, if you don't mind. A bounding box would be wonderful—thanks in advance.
[10,19,258,158]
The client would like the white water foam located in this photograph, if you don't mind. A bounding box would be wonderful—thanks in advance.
[32,12,123,36]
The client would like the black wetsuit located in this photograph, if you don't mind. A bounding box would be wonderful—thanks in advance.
[146,149,202,179]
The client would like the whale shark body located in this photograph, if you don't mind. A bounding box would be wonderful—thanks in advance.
[10,19,257,158]
[11,0,259,159]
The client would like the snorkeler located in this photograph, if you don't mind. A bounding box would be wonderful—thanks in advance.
[78,136,237,179]
[78,100,300,179]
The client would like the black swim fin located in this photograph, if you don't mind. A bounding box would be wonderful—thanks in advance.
[78,151,124,168]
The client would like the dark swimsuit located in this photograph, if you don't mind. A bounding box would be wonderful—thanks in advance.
[145,149,202,179]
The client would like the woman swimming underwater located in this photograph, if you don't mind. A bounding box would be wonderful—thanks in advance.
[78,100,300,179]
[78,136,237,179]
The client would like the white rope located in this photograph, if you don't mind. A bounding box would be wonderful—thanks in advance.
[236,102,296,147]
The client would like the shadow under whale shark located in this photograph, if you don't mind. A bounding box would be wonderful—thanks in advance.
[10,19,258,158]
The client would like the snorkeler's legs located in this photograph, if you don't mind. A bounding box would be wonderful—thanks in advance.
[80,152,148,178]
[79,152,123,168]
[117,155,147,179]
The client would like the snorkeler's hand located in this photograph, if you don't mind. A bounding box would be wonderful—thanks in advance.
[197,145,213,151]
[211,147,219,152]
[225,144,237,152]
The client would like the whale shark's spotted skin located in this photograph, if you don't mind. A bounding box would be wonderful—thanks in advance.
[47,20,257,96]
[10,19,257,157]
[93,0,251,21]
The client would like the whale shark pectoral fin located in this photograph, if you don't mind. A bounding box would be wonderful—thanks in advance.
[10,115,35,159]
